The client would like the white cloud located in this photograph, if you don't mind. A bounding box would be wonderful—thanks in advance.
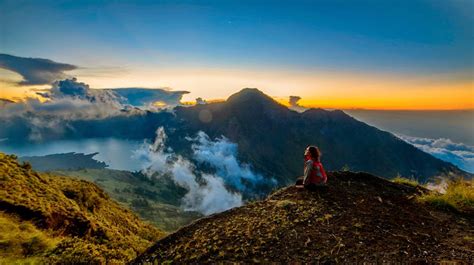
[134,127,245,215]
[190,131,273,192]
[398,134,474,173]
[0,78,192,142]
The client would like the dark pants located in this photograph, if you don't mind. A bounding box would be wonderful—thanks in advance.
[295,177,304,186]
[296,177,327,191]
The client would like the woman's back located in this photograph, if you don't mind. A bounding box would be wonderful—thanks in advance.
[304,159,327,185]
[296,146,328,189]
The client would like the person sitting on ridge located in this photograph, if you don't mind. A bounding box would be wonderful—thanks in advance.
[296,146,327,190]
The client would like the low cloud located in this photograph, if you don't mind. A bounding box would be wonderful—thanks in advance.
[111,88,189,108]
[134,127,246,215]
[36,78,189,109]
[134,128,275,215]
[1,78,136,120]
[0,54,77,85]
[0,78,190,142]
[0,96,135,142]
[189,131,272,193]
[289,96,307,112]
[399,134,474,173]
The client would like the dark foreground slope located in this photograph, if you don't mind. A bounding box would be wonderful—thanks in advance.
[134,172,473,264]
[0,153,164,264]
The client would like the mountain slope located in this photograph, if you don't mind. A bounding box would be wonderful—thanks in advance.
[170,88,467,183]
[134,171,473,263]
[52,168,202,232]
[0,153,164,263]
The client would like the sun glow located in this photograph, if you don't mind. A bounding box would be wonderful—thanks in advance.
[1,66,472,110]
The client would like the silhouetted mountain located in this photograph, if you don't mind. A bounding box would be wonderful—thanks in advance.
[169,88,468,184]
[134,171,473,263]
[1,88,469,184]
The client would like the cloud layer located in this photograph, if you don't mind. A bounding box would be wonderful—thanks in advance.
[134,128,244,214]
[111,88,189,107]
[399,134,474,173]
[0,78,190,142]
[0,53,189,109]
[134,127,273,215]
[1,78,137,120]
[189,131,271,193]
[0,54,77,85]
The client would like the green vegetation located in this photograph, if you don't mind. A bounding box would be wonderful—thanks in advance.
[0,153,164,264]
[53,168,202,232]
[0,212,59,264]
[340,164,351,172]
[391,174,473,215]
[418,179,474,215]
[391,175,419,187]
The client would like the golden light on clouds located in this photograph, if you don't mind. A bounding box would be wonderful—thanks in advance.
[1,66,473,110]
[0,69,48,100]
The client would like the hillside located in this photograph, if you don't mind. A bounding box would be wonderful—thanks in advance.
[52,168,202,232]
[134,171,473,263]
[169,88,468,183]
[0,153,164,264]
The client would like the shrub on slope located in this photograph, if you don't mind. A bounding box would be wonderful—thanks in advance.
[0,153,163,263]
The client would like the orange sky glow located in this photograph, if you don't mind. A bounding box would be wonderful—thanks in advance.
[1,67,472,110]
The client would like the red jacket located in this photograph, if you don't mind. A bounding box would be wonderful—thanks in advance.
[303,158,327,185]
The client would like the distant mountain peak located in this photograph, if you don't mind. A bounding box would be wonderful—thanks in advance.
[227,88,276,105]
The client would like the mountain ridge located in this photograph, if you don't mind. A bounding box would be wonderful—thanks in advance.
[0,88,469,183]
[170,88,469,184]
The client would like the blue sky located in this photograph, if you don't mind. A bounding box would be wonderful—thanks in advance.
[2,0,473,72]
[0,0,473,109]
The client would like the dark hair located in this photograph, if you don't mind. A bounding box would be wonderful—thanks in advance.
[307,146,321,162]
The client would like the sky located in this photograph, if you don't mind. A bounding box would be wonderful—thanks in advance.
[0,0,473,110]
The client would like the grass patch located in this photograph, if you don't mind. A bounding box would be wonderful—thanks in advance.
[417,179,474,214]
[0,212,59,262]
[392,176,419,187]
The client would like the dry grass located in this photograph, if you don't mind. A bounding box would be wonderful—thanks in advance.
[392,176,420,187]
[418,178,474,214]
[0,212,59,263]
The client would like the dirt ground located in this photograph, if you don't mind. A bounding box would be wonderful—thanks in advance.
[133,172,474,264]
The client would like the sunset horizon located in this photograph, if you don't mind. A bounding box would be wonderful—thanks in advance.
[1,0,472,110]
[1,1,473,263]
[1,59,473,111]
